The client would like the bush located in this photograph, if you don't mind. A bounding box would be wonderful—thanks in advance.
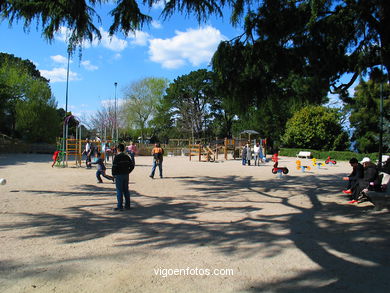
[279,148,388,162]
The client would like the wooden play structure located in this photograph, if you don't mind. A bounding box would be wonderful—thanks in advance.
[188,137,267,162]
[55,138,114,167]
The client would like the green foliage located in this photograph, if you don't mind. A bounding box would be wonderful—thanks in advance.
[348,73,390,153]
[122,77,169,141]
[282,105,349,151]
[0,53,60,142]
[162,69,215,139]
[0,0,229,53]
[279,148,387,162]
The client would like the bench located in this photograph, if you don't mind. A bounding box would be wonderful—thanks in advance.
[296,151,312,159]
[363,172,390,211]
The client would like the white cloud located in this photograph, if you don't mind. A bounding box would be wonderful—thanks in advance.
[54,27,70,42]
[129,30,150,46]
[148,26,226,69]
[99,28,128,51]
[40,67,80,83]
[101,99,125,108]
[51,54,72,65]
[55,26,128,52]
[81,60,98,71]
[113,53,122,60]
[152,0,166,9]
[151,20,162,29]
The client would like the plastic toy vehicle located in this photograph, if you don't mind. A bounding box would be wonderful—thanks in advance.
[325,156,337,164]
[296,160,311,171]
[272,162,289,174]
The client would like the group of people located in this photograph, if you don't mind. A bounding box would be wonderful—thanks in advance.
[83,141,164,211]
[342,157,388,204]
[242,142,265,166]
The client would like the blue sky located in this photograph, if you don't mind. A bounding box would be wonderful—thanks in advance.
[0,2,242,123]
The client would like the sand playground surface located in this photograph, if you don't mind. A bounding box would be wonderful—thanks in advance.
[0,154,389,293]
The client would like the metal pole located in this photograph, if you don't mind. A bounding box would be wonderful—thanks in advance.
[378,41,384,166]
[62,50,71,167]
[114,82,118,143]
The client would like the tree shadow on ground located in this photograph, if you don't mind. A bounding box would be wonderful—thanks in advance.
[1,173,389,292]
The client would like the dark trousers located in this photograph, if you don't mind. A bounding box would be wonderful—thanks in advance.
[351,179,369,200]
[96,170,113,182]
[115,174,130,208]
[150,160,163,177]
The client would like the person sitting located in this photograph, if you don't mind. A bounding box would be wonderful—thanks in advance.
[349,157,379,204]
[342,157,364,194]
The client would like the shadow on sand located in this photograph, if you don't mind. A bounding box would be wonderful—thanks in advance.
[1,173,389,291]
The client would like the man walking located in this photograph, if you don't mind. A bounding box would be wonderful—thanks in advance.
[150,143,164,179]
[112,143,134,211]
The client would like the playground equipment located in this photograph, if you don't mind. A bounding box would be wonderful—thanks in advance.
[311,158,325,169]
[272,162,289,175]
[188,137,264,162]
[325,156,337,165]
[296,160,311,172]
[189,144,216,162]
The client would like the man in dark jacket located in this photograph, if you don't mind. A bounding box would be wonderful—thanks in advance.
[349,157,379,203]
[342,157,364,194]
[112,143,134,211]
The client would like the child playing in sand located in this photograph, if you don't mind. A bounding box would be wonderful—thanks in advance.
[91,152,114,183]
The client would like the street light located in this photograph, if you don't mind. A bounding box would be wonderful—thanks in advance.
[114,82,118,143]
[61,50,71,166]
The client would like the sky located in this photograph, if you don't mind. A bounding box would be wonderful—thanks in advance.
[0,2,242,123]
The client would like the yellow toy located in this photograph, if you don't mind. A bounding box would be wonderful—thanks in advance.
[296,160,311,171]
[312,158,325,168]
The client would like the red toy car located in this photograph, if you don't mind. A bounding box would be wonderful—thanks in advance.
[272,162,289,174]
[325,156,337,164]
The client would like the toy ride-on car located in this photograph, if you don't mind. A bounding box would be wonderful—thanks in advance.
[272,162,289,174]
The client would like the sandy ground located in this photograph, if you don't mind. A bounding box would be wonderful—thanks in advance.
[0,154,389,293]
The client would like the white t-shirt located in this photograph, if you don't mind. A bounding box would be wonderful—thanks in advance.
[254,145,260,154]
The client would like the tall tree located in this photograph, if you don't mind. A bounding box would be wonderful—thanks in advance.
[122,77,169,141]
[349,71,390,153]
[88,101,116,139]
[0,53,59,142]
[163,69,215,140]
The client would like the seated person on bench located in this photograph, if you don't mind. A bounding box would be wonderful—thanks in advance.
[349,157,380,204]
[342,158,364,194]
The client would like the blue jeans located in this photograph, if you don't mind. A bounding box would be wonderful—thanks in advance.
[129,152,135,165]
[150,160,163,177]
[96,170,113,182]
[115,174,130,208]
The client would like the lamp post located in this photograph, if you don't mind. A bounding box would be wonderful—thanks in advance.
[114,82,118,143]
[61,50,71,166]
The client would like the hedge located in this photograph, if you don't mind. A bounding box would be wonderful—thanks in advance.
[279,148,389,162]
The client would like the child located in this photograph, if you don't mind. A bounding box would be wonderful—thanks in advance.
[91,152,114,183]
[51,150,61,167]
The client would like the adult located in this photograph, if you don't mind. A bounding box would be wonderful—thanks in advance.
[127,141,138,165]
[112,143,134,211]
[82,138,92,169]
[342,157,364,194]
[349,157,379,203]
[246,143,252,166]
[242,145,247,165]
[253,142,264,165]
[150,143,164,179]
